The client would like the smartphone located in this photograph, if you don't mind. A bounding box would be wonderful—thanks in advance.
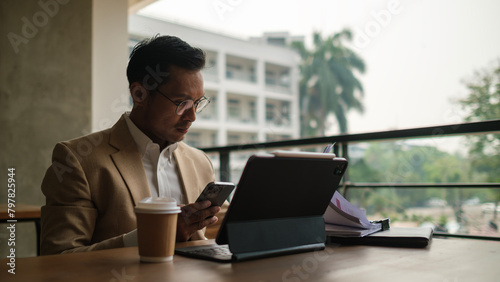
[196,181,235,207]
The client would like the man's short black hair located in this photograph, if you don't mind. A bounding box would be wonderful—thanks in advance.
[126,35,206,89]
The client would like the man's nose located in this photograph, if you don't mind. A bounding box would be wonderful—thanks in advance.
[182,106,196,122]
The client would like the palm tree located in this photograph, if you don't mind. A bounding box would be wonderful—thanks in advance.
[292,29,365,136]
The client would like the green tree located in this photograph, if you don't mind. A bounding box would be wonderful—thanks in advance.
[459,59,500,219]
[292,30,365,136]
[349,142,473,213]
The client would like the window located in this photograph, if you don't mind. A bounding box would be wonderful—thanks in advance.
[267,37,286,46]
[228,134,240,145]
[228,99,240,119]
[266,104,275,121]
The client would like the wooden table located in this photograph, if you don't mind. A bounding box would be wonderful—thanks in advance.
[1,238,499,281]
[0,204,41,256]
[0,204,41,220]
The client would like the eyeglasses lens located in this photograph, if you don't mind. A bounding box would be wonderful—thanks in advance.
[196,99,210,113]
[176,100,193,115]
[176,98,210,115]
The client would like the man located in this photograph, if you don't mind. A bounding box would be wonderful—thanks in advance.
[41,35,225,255]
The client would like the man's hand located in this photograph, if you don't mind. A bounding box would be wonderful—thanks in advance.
[176,200,220,242]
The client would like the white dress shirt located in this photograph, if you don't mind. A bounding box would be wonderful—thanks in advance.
[123,113,185,204]
[122,113,187,247]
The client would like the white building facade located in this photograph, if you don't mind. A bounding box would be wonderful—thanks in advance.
[129,15,300,148]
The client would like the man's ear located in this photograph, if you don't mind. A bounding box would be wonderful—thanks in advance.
[130,82,149,106]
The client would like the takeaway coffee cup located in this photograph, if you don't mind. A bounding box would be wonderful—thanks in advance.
[135,197,181,262]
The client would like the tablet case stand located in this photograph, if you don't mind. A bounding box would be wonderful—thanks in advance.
[226,216,326,260]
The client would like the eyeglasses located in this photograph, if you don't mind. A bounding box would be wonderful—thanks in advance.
[154,88,211,116]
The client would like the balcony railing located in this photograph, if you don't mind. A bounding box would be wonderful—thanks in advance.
[200,119,500,240]
[265,83,292,94]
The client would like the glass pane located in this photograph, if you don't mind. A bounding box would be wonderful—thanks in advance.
[345,187,500,237]
[347,136,490,184]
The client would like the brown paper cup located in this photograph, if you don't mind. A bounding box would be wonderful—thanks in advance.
[135,197,181,263]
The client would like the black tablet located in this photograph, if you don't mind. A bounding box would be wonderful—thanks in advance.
[216,152,348,245]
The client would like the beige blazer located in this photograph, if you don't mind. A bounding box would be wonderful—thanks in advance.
[41,117,219,255]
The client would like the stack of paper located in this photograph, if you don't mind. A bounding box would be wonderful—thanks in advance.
[324,191,387,237]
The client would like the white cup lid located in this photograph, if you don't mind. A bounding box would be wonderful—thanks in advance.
[135,197,181,213]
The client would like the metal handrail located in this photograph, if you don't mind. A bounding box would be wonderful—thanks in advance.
[202,119,500,153]
[200,119,500,181]
[199,119,500,240]
[344,183,500,188]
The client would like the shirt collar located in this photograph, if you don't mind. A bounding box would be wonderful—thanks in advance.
[123,112,153,157]
[123,112,179,158]
[162,142,178,161]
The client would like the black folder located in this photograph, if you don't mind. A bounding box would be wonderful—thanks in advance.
[176,152,348,262]
[327,227,433,248]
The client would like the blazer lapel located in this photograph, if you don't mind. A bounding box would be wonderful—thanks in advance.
[109,117,151,206]
[174,145,198,204]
